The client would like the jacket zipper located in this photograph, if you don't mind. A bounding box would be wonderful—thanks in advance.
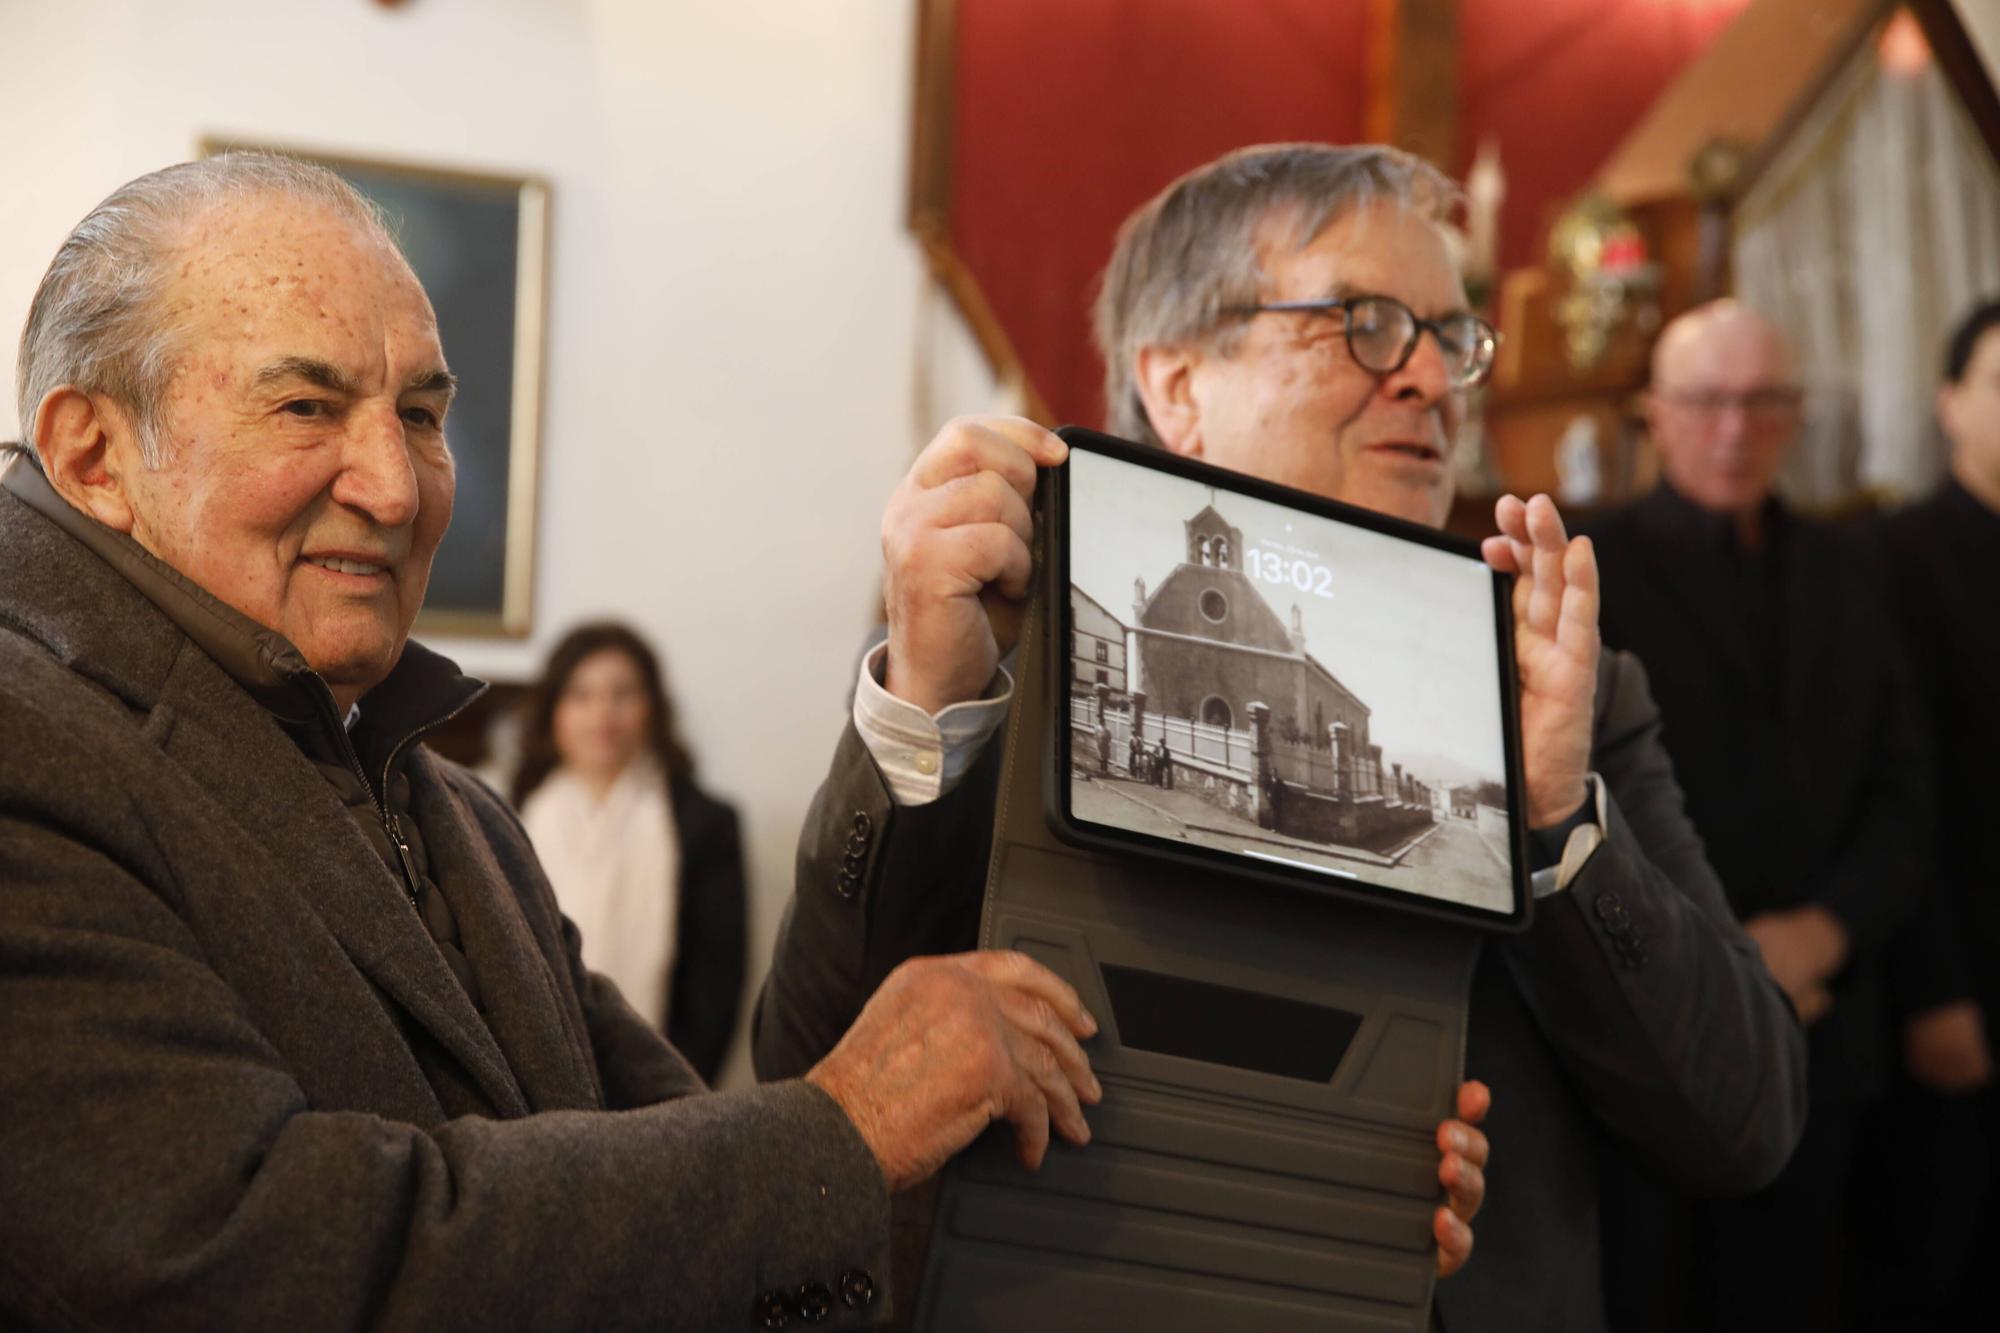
[327,736,423,911]
[373,697,479,909]
[317,688,482,913]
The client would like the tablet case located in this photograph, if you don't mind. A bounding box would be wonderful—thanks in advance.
[913,469,1486,1331]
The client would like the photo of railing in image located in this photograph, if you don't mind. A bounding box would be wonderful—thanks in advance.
[1071,695,1254,778]
[1269,740,1392,799]
[1271,740,1335,790]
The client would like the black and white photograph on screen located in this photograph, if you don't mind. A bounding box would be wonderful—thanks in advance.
[1066,448,1515,914]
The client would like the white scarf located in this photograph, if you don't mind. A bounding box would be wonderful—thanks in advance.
[520,757,680,1030]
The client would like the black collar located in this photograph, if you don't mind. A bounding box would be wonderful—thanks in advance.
[1936,474,2000,541]
[1638,480,1787,562]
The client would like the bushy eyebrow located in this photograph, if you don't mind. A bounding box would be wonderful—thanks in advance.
[406,368,458,400]
[253,356,356,395]
[251,357,457,402]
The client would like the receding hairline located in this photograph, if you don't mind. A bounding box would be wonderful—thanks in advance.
[161,186,421,285]
[1651,300,1797,387]
[15,153,422,464]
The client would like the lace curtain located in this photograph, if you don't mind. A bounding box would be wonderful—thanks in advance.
[1734,42,2000,507]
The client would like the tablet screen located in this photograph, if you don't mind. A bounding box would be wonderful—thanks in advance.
[1055,431,1527,926]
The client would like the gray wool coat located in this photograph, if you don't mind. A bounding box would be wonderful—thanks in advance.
[0,464,891,1332]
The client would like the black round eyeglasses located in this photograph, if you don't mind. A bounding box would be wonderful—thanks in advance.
[1222,294,1499,389]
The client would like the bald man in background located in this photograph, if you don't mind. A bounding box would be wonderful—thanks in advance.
[1586,302,1930,1330]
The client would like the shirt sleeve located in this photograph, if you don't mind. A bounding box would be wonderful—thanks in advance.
[850,642,1012,806]
[1527,772,1607,900]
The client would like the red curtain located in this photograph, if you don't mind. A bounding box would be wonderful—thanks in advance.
[948,0,1371,427]
[943,0,1747,425]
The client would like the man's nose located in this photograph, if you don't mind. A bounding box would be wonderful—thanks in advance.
[1387,327,1454,404]
[1709,401,1753,445]
[332,404,421,528]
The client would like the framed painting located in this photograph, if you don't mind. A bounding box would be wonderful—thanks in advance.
[200,138,549,636]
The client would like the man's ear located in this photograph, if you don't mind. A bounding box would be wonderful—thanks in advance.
[1134,343,1204,459]
[33,388,141,532]
[1936,380,1962,445]
[1640,388,1665,440]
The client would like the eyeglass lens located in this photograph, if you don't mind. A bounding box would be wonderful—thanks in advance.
[1346,297,1494,385]
[1662,388,1803,418]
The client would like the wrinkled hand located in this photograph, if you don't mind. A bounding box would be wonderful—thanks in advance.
[1481,495,1599,828]
[1742,905,1848,1027]
[1435,1080,1492,1278]
[1904,1000,1994,1093]
[882,417,1068,714]
[805,951,1101,1193]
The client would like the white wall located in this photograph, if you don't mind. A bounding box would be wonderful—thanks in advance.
[0,0,949,1086]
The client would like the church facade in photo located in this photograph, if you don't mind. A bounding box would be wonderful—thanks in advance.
[1072,499,1438,853]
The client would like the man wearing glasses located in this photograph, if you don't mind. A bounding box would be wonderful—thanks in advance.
[756,146,1805,1331]
[1587,300,1928,1330]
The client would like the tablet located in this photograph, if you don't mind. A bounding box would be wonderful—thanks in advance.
[1051,427,1531,930]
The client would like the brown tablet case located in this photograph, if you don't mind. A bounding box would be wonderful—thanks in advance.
[913,475,1484,1331]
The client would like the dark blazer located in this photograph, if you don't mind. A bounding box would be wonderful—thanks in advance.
[667,781,748,1082]
[0,474,888,1332]
[1588,486,1930,1101]
[1878,479,2000,1023]
[753,646,1808,1333]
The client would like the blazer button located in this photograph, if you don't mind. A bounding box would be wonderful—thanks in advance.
[795,1281,834,1323]
[839,1268,877,1310]
[851,811,873,837]
[835,870,860,900]
[756,1290,791,1328]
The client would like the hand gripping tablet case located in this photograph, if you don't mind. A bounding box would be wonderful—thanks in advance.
[913,467,1486,1332]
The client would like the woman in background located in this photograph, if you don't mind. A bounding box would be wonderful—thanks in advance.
[513,622,747,1082]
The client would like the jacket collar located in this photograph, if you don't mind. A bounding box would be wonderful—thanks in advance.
[0,453,484,765]
[0,452,538,1115]
[1937,473,2000,545]
[1612,480,1778,693]
[1637,478,1788,562]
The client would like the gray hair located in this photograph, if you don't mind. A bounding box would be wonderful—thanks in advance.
[1093,143,1460,446]
[15,153,394,466]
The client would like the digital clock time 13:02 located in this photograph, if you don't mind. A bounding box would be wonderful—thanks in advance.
[1245,547,1334,598]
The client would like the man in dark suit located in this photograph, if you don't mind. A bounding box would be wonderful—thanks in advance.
[754,144,1807,1332]
[1587,300,1930,1330]
[0,154,1102,1330]
[1859,297,2000,1325]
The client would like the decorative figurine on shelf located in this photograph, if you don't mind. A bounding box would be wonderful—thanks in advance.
[1549,191,1661,372]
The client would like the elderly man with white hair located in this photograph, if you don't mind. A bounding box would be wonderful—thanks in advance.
[0,155,1103,1331]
